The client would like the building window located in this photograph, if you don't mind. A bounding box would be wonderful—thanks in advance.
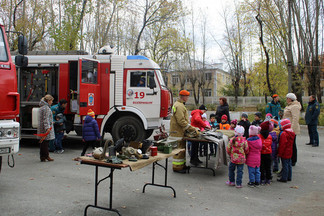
[205,72,212,81]
[204,89,212,97]
[172,75,179,84]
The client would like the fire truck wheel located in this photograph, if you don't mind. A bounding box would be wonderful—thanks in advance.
[112,116,145,142]
[145,129,154,139]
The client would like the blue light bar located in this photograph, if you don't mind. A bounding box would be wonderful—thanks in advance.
[127,55,149,60]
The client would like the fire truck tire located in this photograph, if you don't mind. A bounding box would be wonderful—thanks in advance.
[112,116,145,142]
[145,129,154,139]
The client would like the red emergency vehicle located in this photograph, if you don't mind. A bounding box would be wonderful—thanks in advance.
[15,46,172,142]
[0,24,27,172]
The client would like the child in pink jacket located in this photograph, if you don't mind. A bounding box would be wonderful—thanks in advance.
[226,126,249,188]
[246,125,262,187]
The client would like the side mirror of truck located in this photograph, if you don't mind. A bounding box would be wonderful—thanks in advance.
[18,35,28,55]
[148,77,156,89]
[15,55,28,67]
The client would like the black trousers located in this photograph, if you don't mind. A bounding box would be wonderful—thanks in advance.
[81,140,97,156]
[261,154,272,181]
[292,136,297,165]
[40,140,50,159]
[190,141,199,161]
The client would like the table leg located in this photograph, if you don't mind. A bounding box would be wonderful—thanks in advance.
[84,166,121,216]
[191,143,216,176]
[142,158,176,198]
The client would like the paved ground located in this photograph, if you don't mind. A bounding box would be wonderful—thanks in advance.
[0,128,323,216]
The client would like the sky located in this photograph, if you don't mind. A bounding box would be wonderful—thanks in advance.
[184,0,236,67]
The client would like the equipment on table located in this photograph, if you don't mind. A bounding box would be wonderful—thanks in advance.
[93,140,112,160]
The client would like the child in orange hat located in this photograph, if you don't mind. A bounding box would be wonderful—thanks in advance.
[81,109,101,156]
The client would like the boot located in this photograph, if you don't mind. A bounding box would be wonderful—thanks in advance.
[40,158,46,162]
[46,157,54,162]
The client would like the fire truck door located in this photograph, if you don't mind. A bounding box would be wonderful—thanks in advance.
[78,58,101,116]
[126,70,160,119]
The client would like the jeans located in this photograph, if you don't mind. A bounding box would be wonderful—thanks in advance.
[281,158,292,181]
[55,132,64,150]
[248,166,261,183]
[273,156,279,172]
[187,141,192,157]
[228,162,244,185]
[308,124,319,146]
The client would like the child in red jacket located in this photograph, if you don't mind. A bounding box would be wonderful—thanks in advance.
[258,121,273,185]
[277,119,296,182]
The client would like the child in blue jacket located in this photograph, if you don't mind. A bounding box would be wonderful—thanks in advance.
[81,109,101,156]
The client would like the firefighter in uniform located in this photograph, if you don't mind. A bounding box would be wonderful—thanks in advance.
[170,90,198,173]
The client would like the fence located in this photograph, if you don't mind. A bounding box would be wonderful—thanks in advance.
[181,96,324,107]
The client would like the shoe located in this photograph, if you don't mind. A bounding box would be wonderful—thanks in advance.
[305,143,313,145]
[197,159,203,164]
[273,170,280,174]
[190,160,199,166]
[247,182,255,188]
[46,157,54,162]
[260,180,265,186]
[173,169,187,174]
[288,179,291,181]
[236,185,242,188]
[40,158,46,162]
[199,153,203,157]
[265,180,271,185]
[57,149,64,154]
[292,163,296,166]
[226,181,235,186]
[277,178,287,183]
[312,145,319,147]
[255,182,260,187]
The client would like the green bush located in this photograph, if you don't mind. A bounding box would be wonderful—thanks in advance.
[256,104,266,118]
[186,104,197,111]
[248,114,255,122]
[299,117,306,125]
[206,104,216,111]
[319,112,324,126]
[229,104,237,111]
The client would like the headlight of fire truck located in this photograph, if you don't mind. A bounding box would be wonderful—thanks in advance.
[0,128,19,139]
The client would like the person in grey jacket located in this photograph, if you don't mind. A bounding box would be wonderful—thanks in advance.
[305,95,321,147]
[38,95,55,162]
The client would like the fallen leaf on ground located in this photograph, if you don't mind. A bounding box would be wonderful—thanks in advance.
[188,193,192,195]
[244,197,249,199]
[121,206,126,209]
[290,186,299,189]
[29,178,34,180]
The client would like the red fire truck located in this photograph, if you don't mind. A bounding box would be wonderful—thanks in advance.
[15,46,172,142]
[0,24,27,172]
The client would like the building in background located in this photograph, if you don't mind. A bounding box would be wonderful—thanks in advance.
[165,61,231,105]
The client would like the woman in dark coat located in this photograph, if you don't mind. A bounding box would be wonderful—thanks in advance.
[215,97,230,123]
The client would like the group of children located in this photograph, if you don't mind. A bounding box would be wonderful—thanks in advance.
[225,113,296,188]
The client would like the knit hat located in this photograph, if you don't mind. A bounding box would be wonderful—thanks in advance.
[270,119,279,127]
[235,125,245,136]
[199,105,207,111]
[280,118,291,130]
[87,109,95,118]
[210,113,216,118]
[286,93,297,101]
[221,115,228,121]
[266,113,272,118]
[241,113,248,119]
[260,121,270,131]
[249,125,260,136]
[255,112,262,118]
[231,119,237,125]
[179,90,190,96]
[140,77,145,82]
[201,113,207,119]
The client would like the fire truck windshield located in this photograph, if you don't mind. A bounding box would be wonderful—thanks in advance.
[0,28,8,62]
[155,70,165,86]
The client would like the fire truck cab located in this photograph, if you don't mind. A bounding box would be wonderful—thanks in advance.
[16,46,171,142]
[0,24,27,172]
